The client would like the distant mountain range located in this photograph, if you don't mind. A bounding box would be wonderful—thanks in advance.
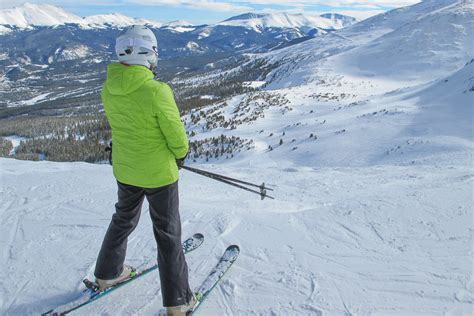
[0,3,356,34]
[0,3,358,115]
[0,3,358,61]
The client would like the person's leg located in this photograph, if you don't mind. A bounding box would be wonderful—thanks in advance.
[94,181,145,280]
[145,181,192,307]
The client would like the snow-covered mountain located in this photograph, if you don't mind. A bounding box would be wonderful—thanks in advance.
[320,13,358,28]
[161,20,196,33]
[0,3,162,29]
[329,0,474,81]
[0,3,84,28]
[261,0,473,89]
[218,12,357,34]
[0,4,359,113]
[170,0,472,170]
[84,13,162,28]
[0,3,356,35]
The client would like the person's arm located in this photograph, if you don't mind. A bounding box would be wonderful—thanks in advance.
[155,83,189,159]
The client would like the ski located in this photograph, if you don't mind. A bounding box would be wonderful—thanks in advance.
[42,233,204,316]
[190,245,240,315]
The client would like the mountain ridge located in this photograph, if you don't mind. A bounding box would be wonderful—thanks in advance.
[217,11,357,33]
[0,3,356,33]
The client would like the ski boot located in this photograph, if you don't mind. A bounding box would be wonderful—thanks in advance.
[166,294,198,316]
[95,265,135,291]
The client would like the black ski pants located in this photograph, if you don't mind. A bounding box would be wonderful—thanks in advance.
[94,181,192,307]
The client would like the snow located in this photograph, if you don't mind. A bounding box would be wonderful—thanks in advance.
[186,41,200,50]
[0,3,357,36]
[0,3,84,27]
[198,28,212,39]
[3,135,28,155]
[0,3,162,29]
[0,73,10,90]
[328,0,474,82]
[1,71,473,314]
[0,25,12,34]
[0,0,473,315]
[200,95,216,100]
[84,13,137,27]
[0,155,472,315]
[7,92,51,107]
[218,12,354,33]
[164,20,194,28]
[82,14,162,28]
[25,92,51,105]
[170,26,196,33]
[161,20,196,33]
[57,45,90,61]
[243,81,266,88]
[261,0,472,91]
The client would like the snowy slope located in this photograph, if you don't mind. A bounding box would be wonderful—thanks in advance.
[346,0,461,38]
[2,56,472,316]
[1,152,472,315]
[329,0,474,81]
[260,0,472,91]
[179,1,473,170]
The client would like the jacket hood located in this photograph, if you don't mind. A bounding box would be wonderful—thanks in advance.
[105,63,154,95]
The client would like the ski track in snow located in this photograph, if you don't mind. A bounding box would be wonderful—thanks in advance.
[0,158,472,315]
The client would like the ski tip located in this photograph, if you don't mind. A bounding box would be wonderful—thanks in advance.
[193,233,204,240]
[227,245,240,252]
[222,245,240,261]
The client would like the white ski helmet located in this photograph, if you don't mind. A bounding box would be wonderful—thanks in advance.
[115,25,158,69]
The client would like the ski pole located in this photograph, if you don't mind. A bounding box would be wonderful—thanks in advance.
[181,165,274,200]
[181,165,274,191]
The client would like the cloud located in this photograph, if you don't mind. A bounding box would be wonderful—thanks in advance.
[224,0,420,8]
[0,0,121,9]
[125,0,252,12]
[124,0,423,15]
[260,7,386,20]
[0,0,421,18]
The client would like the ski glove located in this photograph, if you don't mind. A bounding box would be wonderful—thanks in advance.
[105,141,113,166]
[176,157,185,169]
[176,152,188,169]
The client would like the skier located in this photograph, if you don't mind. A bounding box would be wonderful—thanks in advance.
[94,25,195,316]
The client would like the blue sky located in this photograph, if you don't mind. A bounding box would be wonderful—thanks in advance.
[2,1,421,23]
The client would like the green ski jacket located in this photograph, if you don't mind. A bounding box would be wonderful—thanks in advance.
[102,63,188,188]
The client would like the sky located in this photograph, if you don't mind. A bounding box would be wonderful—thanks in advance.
[1,1,422,23]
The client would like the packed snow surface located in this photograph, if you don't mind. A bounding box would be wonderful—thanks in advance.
[0,152,472,315]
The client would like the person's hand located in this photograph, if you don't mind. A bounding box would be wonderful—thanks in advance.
[176,157,185,169]
[176,151,188,169]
